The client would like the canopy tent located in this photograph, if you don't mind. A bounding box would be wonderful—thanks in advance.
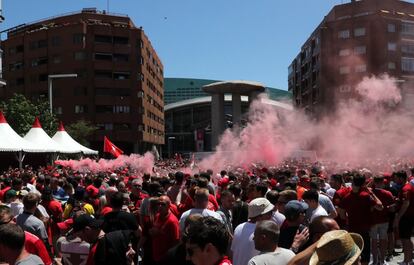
[0,112,42,153]
[23,117,66,153]
[52,122,98,155]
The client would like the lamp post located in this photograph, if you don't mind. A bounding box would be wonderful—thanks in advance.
[48,74,77,114]
[168,136,175,158]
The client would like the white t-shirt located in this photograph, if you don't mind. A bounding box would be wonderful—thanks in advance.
[247,247,295,265]
[271,210,285,227]
[231,222,259,265]
[179,208,223,232]
[308,205,328,223]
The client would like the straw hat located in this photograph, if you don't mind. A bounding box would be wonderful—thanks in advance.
[310,230,364,265]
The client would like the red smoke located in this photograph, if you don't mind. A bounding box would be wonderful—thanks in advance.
[55,153,154,174]
[199,74,414,171]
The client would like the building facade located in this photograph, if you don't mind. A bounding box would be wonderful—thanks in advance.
[164,78,292,155]
[289,0,414,115]
[1,8,164,153]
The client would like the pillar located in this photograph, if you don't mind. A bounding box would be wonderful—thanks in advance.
[211,93,224,150]
[232,93,242,125]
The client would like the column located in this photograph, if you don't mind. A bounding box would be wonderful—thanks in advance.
[211,93,224,150]
[232,93,242,125]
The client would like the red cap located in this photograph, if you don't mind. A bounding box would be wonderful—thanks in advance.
[86,185,99,197]
[58,121,65,131]
[270,179,277,188]
[0,111,7,124]
[32,117,42,128]
[57,218,73,231]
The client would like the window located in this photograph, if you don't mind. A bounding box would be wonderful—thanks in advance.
[96,123,113,130]
[354,46,366,55]
[355,64,367,73]
[388,42,397,51]
[388,62,396,70]
[51,36,62,46]
[9,62,23,71]
[16,78,25,86]
[95,35,112,43]
[402,22,414,35]
[52,56,61,64]
[388,23,396,32]
[402,57,414,72]
[54,107,63,115]
[339,66,350,74]
[140,56,144,64]
[113,53,129,62]
[74,51,87,61]
[113,36,129,45]
[339,85,351,93]
[38,40,48,48]
[95,71,112,79]
[338,30,350,39]
[73,33,85,44]
[113,72,130,80]
[113,105,130,113]
[354,27,366,37]
[401,43,414,54]
[339,49,351,56]
[137,91,144,98]
[94,53,112,61]
[75,105,87,113]
[138,124,144,131]
[31,57,48,67]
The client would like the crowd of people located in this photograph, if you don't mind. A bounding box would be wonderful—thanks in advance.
[0,159,413,265]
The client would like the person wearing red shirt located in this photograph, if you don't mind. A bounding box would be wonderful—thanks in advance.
[370,176,395,265]
[329,174,351,229]
[0,178,12,202]
[338,174,383,265]
[185,216,232,265]
[393,171,414,265]
[0,205,52,265]
[150,195,180,264]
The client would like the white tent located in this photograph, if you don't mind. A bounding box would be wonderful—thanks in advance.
[24,117,65,153]
[52,122,98,155]
[0,112,42,153]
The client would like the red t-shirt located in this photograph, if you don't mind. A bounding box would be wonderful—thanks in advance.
[333,186,352,206]
[209,194,219,211]
[372,188,394,224]
[100,206,113,216]
[216,256,232,265]
[86,242,98,265]
[399,183,414,217]
[339,190,376,232]
[151,212,180,262]
[0,186,11,202]
[25,231,52,265]
[42,200,63,221]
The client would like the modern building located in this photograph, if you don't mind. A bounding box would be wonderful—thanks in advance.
[288,0,414,116]
[165,77,290,104]
[1,8,164,153]
[164,78,292,155]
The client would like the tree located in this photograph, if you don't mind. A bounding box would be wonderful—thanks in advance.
[0,94,58,136]
[66,120,97,147]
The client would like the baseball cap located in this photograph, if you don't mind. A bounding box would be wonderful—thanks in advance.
[86,185,99,198]
[248,198,274,219]
[73,214,103,232]
[5,189,17,200]
[284,200,308,218]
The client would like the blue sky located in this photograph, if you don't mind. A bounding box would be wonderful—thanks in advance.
[3,0,412,90]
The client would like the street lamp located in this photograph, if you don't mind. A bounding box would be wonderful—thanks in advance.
[48,74,77,114]
[168,136,176,158]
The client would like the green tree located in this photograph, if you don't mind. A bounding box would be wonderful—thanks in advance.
[0,94,58,136]
[66,120,97,147]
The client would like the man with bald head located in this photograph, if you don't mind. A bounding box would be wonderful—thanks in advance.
[150,195,180,264]
[248,220,295,265]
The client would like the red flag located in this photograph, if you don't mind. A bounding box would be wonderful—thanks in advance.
[103,136,124,158]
